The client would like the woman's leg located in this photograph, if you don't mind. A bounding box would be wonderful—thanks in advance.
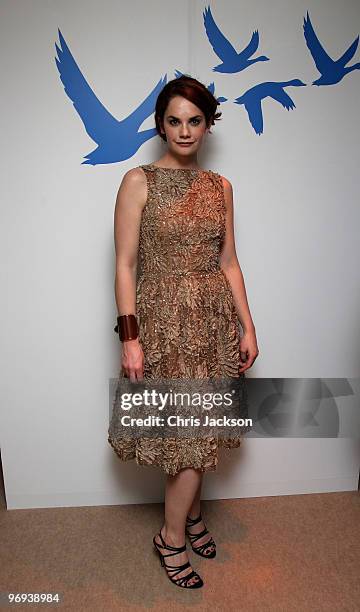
[188,476,202,517]
[186,474,216,555]
[163,468,202,540]
[154,467,202,586]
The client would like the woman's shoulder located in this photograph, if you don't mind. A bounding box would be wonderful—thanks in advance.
[116,167,148,204]
[211,170,232,192]
[118,166,149,189]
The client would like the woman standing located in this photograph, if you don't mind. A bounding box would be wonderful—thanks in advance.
[108,75,258,589]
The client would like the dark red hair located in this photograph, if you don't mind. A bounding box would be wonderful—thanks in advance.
[155,75,222,142]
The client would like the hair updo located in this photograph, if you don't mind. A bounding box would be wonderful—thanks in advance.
[154,74,222,142]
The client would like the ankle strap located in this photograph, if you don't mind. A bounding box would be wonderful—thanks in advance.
[186,513,202,526]
[158,529,186,553]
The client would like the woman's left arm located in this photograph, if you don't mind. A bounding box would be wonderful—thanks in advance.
[219,176,259,371]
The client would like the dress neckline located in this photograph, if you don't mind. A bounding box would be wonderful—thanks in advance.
[148,163,206,173]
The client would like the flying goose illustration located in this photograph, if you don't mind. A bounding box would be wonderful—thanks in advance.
[173,69,227,102]
[55,29,166,165]
[303,10,360,85]
[234,79,306,135]
[203,5,269,73]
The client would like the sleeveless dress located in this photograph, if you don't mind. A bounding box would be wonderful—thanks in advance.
[108,163,249,476]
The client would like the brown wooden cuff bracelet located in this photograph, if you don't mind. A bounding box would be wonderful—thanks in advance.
[114,314,139,341]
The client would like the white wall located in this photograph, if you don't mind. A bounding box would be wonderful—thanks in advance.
[1,0,359,509]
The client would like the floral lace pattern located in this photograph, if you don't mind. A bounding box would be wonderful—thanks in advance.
[108,163,248,475]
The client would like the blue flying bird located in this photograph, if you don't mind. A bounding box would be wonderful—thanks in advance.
[234,79,306,135]
[206,81,227,103]
[173,69,227,102]
[203,5,269,73]
[303,11,360,85]
[55,28,166,165]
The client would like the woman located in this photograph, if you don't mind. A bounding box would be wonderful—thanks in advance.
[108,75,258,589]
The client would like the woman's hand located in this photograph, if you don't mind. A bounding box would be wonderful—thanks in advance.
[239,328,259,373]
[121,338,144,381]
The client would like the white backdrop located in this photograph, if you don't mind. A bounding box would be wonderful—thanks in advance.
[1,0,359,509]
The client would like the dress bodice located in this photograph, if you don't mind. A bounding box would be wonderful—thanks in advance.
[137,163,226,279]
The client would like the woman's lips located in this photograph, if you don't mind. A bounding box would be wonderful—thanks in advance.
[177,142,194,147]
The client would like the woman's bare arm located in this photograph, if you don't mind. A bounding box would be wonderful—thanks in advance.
[114,167,147,380]
[114,168,147,315]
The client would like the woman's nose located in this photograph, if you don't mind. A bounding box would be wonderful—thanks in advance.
[179,124,190,136]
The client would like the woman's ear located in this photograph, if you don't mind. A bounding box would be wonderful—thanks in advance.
[159,122,167,140]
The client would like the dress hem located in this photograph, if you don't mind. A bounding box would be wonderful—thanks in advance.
[107,435,245,476]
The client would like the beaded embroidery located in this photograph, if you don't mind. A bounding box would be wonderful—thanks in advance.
[108,163,248,475]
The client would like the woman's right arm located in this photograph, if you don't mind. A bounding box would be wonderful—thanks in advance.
[114,168,147,381]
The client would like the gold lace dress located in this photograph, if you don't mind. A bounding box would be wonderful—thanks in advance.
[108,163,248,475]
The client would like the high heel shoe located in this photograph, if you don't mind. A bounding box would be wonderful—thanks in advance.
[185,513,216,558]
[153,528,204,589]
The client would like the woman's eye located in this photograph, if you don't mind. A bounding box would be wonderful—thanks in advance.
[169,118,201,126]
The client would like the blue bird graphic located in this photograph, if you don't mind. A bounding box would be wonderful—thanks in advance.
[234,79,306,135]
[203,5,269,73]
[303,11,360,85]
[173,69,227,102]
[207,81,227,103]
[54,28,166,165]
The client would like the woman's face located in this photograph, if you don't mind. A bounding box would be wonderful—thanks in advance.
[159,95,209,157]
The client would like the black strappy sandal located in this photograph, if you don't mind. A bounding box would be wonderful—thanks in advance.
[153,528,204,589]
[185,513,216,558]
